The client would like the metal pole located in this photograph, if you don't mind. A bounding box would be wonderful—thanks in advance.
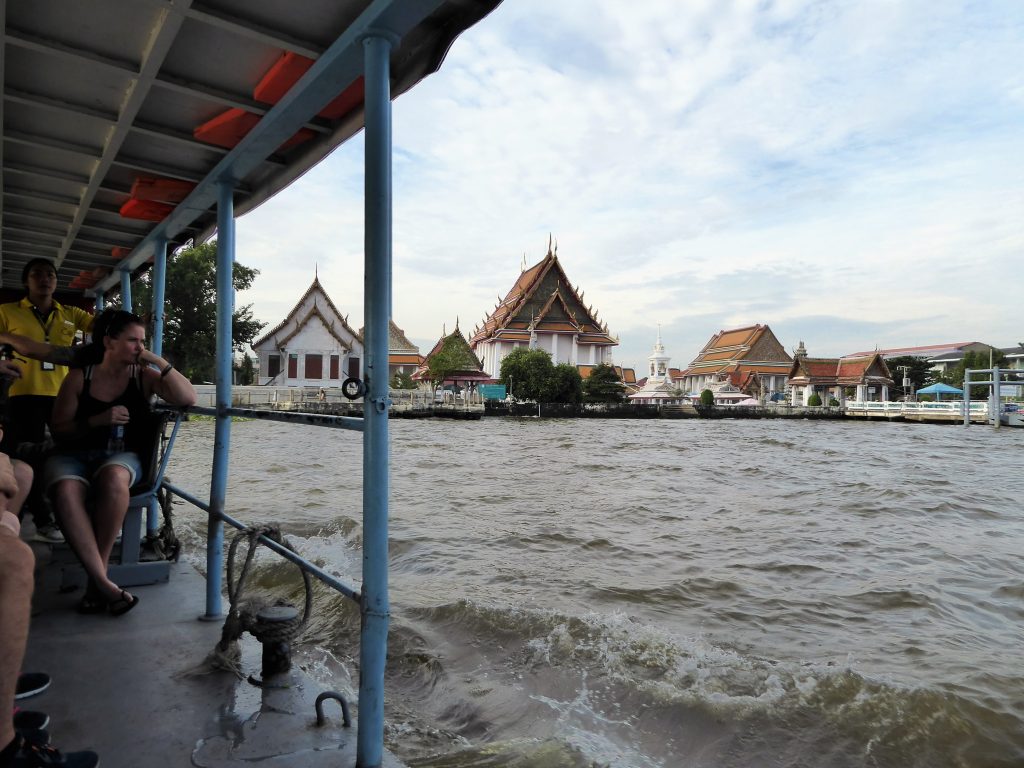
[204,181,234,620]
[120,268,132,310]
[993,367,1001,430]
[94,294,105,313]
[963,369,970,427]
[358,30,394,768]
[151,237,168,358]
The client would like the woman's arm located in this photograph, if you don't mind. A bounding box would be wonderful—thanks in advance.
[51,369,87,438]
[138,349,197,407]
[0,332,73,365]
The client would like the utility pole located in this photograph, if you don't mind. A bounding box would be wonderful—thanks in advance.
[897,365,913,401]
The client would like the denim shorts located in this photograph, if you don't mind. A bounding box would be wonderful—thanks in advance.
[44,450,142,490]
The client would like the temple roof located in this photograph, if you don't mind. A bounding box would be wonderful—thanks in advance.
[469,245,616,348]
[788,354,893,386]
[251,275,359,349]
[358,319,420,354]
[413,323,487,381]
[684,324,791,374]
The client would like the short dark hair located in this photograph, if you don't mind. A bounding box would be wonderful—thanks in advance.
[21,258,57,285]
[102,310,145,340]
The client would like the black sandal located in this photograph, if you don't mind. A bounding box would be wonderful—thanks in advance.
[108,590,139,617]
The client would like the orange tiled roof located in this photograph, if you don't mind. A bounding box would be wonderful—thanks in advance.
[469,248,616,348]
[389,353,423,365]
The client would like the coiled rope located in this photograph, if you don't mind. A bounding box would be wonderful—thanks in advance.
[210,525,313,675]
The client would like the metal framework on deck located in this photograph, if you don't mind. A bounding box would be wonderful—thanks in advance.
[1,2,501,765]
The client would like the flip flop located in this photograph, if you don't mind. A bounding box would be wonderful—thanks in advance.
[13,709,50,731]
[108,590,139,617]
[77,594,106,614]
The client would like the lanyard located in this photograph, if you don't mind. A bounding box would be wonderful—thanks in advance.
[31,305,54,342]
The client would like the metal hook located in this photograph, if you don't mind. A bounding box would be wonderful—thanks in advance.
[315,691,352,728]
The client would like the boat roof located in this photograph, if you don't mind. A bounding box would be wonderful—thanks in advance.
[1,0,500,296]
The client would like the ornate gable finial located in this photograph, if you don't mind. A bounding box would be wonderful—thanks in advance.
[553,237,558,256]
[455,315,459,331]
[443,322,446,337]
[547,233,553,255]
[521,252,527,272]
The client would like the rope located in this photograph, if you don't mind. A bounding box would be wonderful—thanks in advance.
[215,524,313,654]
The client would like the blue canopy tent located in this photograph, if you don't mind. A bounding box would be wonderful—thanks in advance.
[916,382,964,401]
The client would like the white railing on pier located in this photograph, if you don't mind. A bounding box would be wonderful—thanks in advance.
[844,400,990,415]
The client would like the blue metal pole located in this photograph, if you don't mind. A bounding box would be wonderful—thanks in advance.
[120,269,132,310]
[358,30,394,768]
[151,238,168,358]
[94,294,105,312]
[146,237,170,536]
[204,182,234,620]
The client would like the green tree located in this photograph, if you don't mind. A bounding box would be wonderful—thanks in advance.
[235,353,256,385]
[426,338,472,392]
[132,241,265,382]
[543,363,583,404]
[700,388,714,406]
[499,348,554,401]
[938,349,1007,398]
[885,355,936,399]
[582,363,625,403]
[807,393,823,406]
[390,371,416,390]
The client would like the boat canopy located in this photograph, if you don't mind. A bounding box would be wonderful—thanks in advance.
[0,0,500,297]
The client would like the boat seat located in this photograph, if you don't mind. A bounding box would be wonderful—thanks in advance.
[56,408,185,589]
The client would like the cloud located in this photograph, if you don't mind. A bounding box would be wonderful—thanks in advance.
[235,0,1024,370]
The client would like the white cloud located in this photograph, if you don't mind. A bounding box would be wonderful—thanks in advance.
[235,0,1024,369]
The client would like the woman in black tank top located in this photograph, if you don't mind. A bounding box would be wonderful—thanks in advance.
[46,311,196,616]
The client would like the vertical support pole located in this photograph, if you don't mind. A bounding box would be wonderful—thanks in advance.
[146,237,170,536]
[120,269,132,310]
[94,294,105,313]
[151,238,168,358]
[963,370,970,427]
[204,181,234,620]
[993,367,1001,430]
[358,30,394,768]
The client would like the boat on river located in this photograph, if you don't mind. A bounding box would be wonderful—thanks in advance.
[2,1,500,766]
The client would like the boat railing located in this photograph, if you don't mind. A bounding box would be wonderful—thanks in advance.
[164,405,365,602]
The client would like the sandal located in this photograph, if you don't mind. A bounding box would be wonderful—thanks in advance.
[77,581,105,615]
[108,589,139,617]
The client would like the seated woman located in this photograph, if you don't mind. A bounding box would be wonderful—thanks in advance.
[44,311,196,615]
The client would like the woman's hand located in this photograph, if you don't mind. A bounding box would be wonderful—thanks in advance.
[101,405,131,426]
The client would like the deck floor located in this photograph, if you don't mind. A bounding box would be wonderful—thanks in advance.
[21,536,404,768]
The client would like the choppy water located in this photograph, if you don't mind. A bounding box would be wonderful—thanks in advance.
[168,416,1024,767]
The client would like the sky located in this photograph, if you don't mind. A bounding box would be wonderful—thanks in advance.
[234,0,1024,372]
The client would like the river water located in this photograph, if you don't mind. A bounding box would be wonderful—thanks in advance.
[168,416,1024,768]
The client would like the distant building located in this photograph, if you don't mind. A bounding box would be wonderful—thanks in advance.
[787,343,894,404]
[675,324,792,399]
[843,342,996,376]
[413,322,489,390]
[359,320,422,380]
[469,242,618,379]
[251,276,363,386]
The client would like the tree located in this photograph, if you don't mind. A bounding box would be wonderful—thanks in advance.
[700,389,714,406]
[543,363,583,404]
[938,349,1008,398]
[235,354,256,385]
[132,241,265,382]
[582,363,625,403]
[499,348,554,401]
[425,339,468,392]
[390,371,416,389]
[807,393,823,406]
[885,355,936,399]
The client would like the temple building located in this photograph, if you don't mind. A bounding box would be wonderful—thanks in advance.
[360,320,423,380]
[786,343,894,404]
[413,322,490,391]
[675,324,792,399]
[251,276,363,386]
[629,328,684,404]
[469,242,618,379]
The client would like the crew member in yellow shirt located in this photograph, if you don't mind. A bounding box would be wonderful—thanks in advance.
[0,258,93,542]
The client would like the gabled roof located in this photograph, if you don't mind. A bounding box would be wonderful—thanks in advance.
[358,319,420,354]
[576,364,636,384]
[684,324,791,373]
[788,354,893,385]
[413,323,487,381]
[252,276,359,348]
[469,246,616,348]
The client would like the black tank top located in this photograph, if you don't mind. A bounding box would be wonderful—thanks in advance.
[64,365,151,452]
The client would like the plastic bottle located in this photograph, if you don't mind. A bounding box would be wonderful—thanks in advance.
[107,424,125,453]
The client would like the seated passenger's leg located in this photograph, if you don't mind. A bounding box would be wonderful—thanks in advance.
[91,465,132,567]
[0,526,34,752]
[51,478,121,602]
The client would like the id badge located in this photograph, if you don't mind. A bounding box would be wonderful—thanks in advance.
[41,361,55,371]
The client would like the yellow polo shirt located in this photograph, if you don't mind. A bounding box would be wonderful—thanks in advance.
[0,298,94,398]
